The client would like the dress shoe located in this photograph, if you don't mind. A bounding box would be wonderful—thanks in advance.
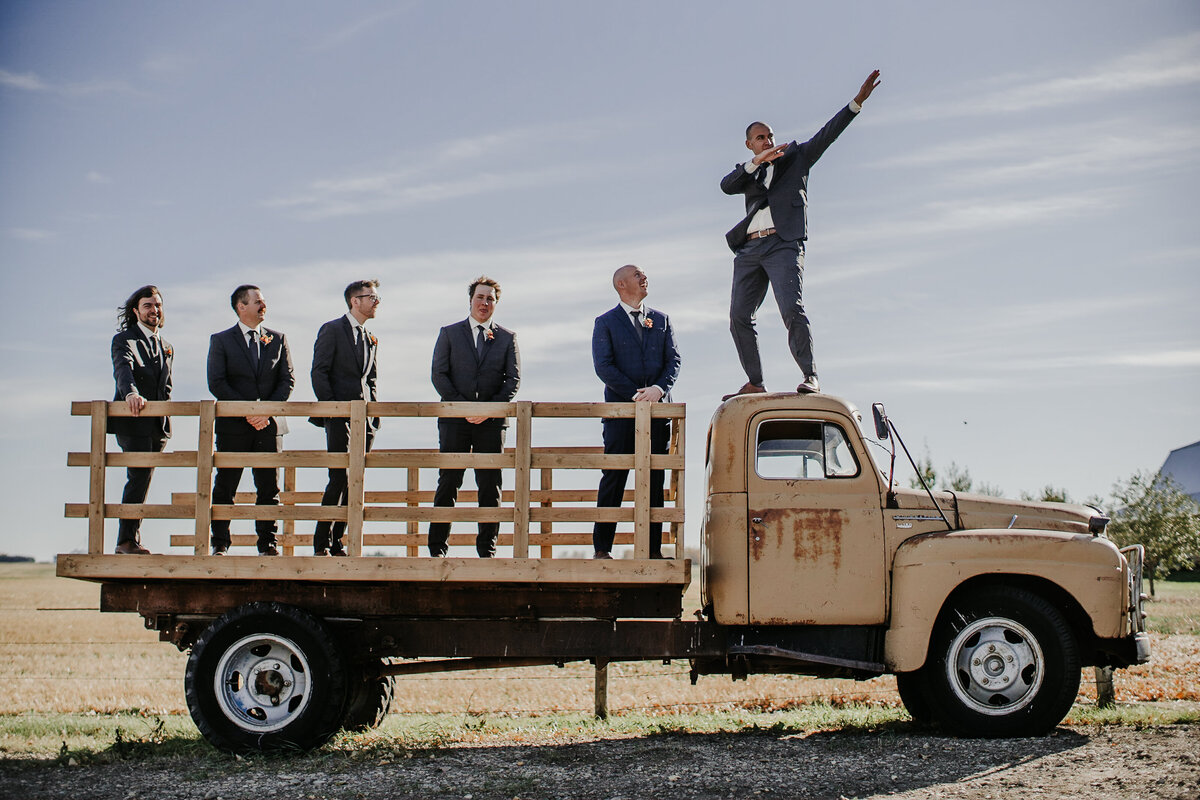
[313,548,328,556]
[114,541,151,555]
[592,551,613,560]
[258,544,279,556]
[722,382,766,401]
[211,544,229,556]
[796,375,821,394]
[328,547,348,557]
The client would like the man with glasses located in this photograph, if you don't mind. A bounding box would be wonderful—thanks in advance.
[309,279,381,556]
[428,276,521,557]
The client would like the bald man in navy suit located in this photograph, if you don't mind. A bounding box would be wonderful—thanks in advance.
[591,265,681,559]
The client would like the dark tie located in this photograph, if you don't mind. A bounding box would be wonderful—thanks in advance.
[248,330,260,371]
[476,325,486,358]
[358,327,369,369]
[631,311,643,341]
[148,335,162,365]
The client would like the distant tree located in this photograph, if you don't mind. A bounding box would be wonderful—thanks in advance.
[975,482,1005,497]
[943,462,973,492]
[1106,471,1200,596]
[909,452,938,490]
[1021,485,1072,503]
[908,454,1004,496]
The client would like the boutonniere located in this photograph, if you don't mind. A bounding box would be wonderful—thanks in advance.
[164,345,173,357]
[258,333,273,346]
[368,333,378,347]
[642,315,653,330]
[484,328,494,341]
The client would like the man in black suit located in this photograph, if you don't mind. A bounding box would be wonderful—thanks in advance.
[108,285,173,555]
[206,285,295,556]
[591,265,681,559]
[310,279,382,556]
[721,70,881,399]
[429,276,521,557]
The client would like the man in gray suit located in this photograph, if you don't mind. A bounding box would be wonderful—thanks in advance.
[310,279,381,556]
[721,70,881,399]
[206,285,295,556]
[429,276,521,557]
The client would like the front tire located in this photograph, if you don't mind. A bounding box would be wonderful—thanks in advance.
[919,586,1080,737]
[185,602,348,752]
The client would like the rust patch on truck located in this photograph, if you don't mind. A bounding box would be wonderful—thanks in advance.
[751,508,845,569]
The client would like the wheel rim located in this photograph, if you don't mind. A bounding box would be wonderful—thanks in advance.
[946,616,1044,715]
[213,633,312,733]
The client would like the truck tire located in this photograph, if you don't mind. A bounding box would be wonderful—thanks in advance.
[920,586,1080,737]
[185,602,348,752]
[895,672,934,724]
[341,661,394,731]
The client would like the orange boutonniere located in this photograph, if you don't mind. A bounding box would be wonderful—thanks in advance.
[368,333,378,347]
[484,328,494,341]
[163,345,173,357]
[258,333,273,346]
[642,315,653,330]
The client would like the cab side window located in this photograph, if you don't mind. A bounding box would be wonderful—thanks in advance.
[755,420,860,480]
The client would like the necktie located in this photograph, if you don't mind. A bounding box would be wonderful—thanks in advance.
[476,325,486,358]
[248,330,260,371]
[358,327,369,368]
[631,310,643,341]
[148,335,162,364]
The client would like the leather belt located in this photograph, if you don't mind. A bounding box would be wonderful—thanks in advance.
[747,228,776,240]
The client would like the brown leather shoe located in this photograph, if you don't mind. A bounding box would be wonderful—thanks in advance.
[258,544,279,556]
[796,375,821,394]
[721,382,766,401]
[114,541,151,555]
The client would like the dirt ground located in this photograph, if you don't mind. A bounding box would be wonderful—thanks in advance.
[2,723,1197,800]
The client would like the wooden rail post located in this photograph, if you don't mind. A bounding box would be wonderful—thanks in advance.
[633,401,652,559]
[670,413,685,558]
[87,401,108,554]
[195,400,216,555]
[282,466,296,557]
[594,659,609,720]
[539,467,553,558]
[512,401,533,558]
[347,401,367,557]
[406,467,420,557]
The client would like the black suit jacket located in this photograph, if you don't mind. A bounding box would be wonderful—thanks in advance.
[207,325,295,436]
[108,327,173,438]
[721,104,858,252]
[431,319,520,428]
[310,316,379,429]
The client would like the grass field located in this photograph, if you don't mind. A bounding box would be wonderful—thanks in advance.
[1,562,1197,759]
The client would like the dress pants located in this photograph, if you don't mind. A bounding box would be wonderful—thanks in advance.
[730,235,814,385]
[211,421,283,551]
[313,419,376,553]
[115,433,168,548]
[428,421,505,557]
[592,417,670,556]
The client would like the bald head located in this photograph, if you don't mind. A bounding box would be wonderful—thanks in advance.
[613,264,648,306]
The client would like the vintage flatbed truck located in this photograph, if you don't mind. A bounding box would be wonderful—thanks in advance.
[58,395,1149,751]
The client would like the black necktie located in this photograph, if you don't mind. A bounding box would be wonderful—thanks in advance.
[476,325,486,358]
[248,330,260,371]
[631,310,643,341]
[358,327,369,369]
[148,335,161,364]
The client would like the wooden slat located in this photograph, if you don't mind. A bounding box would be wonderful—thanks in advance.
[57,553,691,584]
[365,452,513,469]
[539,468,553,559]
[213,452,348,468]
[529,453,683,470]
[671,414,685,555]
[68,451,199,467]
[169,531,678,548]
[171,488,644,505]
[368,401,517,419]
[346,401,367,557]
[87,400,107,554]
[194,401,216,555]
[282,466,296,557]
[633,401,651,560]
[406,467,419,557]
[512,402,532,558]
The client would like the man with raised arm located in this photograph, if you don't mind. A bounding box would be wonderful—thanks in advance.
[591,265,681,560]
[108,285,173,554]
[206,285,295,556]
[428,276,521,558]
[721,69,881,400]
[310,280,381,557]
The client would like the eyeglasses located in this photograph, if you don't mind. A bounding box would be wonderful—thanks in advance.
[354,294,382,304]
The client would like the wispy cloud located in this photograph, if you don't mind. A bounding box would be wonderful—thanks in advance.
[86,171,111,184]
[5,228,54,241]
[313,5,413,51]
[0,67,138,96]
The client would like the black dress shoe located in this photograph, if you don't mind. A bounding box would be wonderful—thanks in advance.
[328,548,348,557]
[114,541,151,555]
[211,544,229,556]
[313,548,328,556]
[258,544,279,556]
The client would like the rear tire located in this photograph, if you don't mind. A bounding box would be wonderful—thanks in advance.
[185,602,347,752]
[919,586,1080,737]
[342,660,394,731]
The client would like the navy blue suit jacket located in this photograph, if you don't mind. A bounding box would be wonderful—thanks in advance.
[721,104,858,252]
[108,327,173,439]
[207,325,295,436]
[431,319,520,428]
[592,305,681,410]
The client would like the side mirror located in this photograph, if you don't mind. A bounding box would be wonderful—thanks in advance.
[872,403,889,440]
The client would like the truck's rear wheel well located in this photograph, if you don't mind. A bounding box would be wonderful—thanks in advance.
[939,574,1097,665]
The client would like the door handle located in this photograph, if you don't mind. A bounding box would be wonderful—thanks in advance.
[751,517,763,524]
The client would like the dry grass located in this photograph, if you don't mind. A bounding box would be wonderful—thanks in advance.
[2,563,1197,720]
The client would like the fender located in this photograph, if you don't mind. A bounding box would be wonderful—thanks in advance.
[885,529,1127,672]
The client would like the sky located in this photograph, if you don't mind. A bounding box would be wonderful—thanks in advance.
[1,1,1198,561]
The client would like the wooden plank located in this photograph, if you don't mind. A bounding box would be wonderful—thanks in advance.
[633,402,651,560]
[213,452,348,468]
[406,467,419,557]
[68,451,199,468]
[73,503,685,524]
[282,466,296,557]
[194,400,216,555]
[539,468,553,558]
[347,400,367,557]
[169,530,677,548]
[671,413,685,556]
[56,553,692,585]
[529,453,683,470]
[368,401,518,419]
[214,401,350,417]
[171,488,643,505]
[87,400,107,554]
[512,402,532,558]
[82,401,202,417]
[365,452,513,469]
[527,402,686,419]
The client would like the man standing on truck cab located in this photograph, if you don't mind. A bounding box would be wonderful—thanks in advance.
[108,285,173,554]
[206,285,295,556]
[591,265,682,559]
[310,280,381,556]
[428,276,521,557]
[720,69,881,400]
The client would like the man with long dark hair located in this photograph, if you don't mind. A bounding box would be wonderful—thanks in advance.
[108,285,173,554]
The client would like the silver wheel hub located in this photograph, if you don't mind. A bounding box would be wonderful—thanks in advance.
[947,616,1044,715]
[214,633,311,732]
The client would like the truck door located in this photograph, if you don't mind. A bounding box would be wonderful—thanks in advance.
[746,413,886,625]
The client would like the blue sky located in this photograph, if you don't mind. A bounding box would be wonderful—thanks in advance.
[2,1,1197,560]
